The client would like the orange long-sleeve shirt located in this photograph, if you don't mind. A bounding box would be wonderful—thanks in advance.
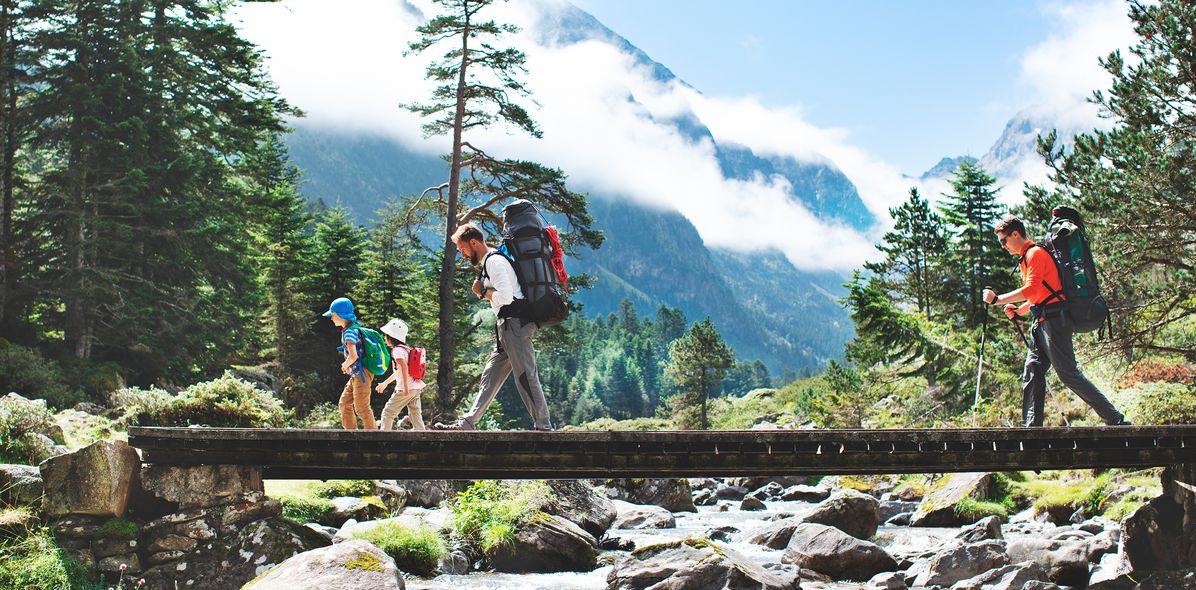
[1018,241,1065,306]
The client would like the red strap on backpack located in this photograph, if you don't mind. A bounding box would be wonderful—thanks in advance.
[545,226,568,288]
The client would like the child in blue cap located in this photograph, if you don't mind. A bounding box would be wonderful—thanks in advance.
[323,297,377,430]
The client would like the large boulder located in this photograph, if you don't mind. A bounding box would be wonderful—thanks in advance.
[781,485,831,503]
[612,500,676,530]
[913,540,1010,588]
[956,516,1004,543]
[910,472,995,527]
[319,497,384,527]
[1007,538,1090,587]
[950,561,1049,590]
[1121,463,1196,572]
[140,464,263,509]
[40,440,140,518]
[0,463,43,505]
[241,539,403,590]
[802,489,880,540]
[1087,568,1196,589]
[781,523,897,581]
[748,516,806,550]
[141,517,329,590]
[607,538,801,590]
[545,480,617,538]
[600,478,697,513]
[391,480,466,508]
[489,514,597,573]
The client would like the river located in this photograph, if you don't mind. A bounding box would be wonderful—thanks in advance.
[407,498,972,590]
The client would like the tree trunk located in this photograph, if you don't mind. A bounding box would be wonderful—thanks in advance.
[435,6,472,419]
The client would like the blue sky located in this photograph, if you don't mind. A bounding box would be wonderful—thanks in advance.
[574,1,1071,175]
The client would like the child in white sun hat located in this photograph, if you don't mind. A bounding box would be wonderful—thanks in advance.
[375,318,427,430]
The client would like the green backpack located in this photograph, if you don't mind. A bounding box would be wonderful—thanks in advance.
[348,324,391,376]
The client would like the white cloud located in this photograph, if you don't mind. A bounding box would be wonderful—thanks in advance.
[1019,0,1135,130]
[233,0,880,271]
[231,0,1136,273]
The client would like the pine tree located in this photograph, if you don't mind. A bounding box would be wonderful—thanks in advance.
[1034,0,1196,360]
[403,0,603,417]
[242,135,315,392]
[21,0,290,382]
[0,0,34,338]
[664,319,734,429]
[938,162,1009,326]
[867,188,949,321]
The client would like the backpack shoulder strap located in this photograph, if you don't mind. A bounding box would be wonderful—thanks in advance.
[1020,244,1065,305]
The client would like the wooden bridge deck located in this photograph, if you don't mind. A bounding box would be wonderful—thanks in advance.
[127,425,1196,480]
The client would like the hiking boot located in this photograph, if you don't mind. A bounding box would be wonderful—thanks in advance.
[433,419,474,431]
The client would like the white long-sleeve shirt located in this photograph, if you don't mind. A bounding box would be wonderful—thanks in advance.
[483,249,524,313]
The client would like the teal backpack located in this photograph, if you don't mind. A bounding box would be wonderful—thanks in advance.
[347,324,391,376]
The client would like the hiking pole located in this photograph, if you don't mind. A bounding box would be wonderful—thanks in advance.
[972,291,992,426]
[1006,311,1029,349]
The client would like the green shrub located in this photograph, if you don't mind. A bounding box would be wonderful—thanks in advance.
[0,528,100,589]
[352,522,446,577]
[573,417,672,431]
[0,346,81,410]
[291,402,340,429]
[449,481,551,554]
[0,397,58,464]
[115,373,289,428]
[311,480,374,499]
[111,387,175,427]
[1125,382,1196,425]
[279,495,335,524]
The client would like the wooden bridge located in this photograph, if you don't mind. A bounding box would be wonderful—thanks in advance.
[128,425,1196,480]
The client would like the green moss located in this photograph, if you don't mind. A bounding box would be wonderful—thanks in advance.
[352,522,446,577]
[837,475,875,493]
[93,518,137,541]
[344,552,384,573]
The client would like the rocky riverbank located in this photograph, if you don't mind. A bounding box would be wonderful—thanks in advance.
[3,393,1196,589]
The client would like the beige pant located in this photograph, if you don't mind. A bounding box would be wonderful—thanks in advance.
[380,387,425,430]
[339,373,376,429]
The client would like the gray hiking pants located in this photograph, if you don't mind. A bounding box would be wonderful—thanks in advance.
[1022,313,1124,427]
[461,317,552,430]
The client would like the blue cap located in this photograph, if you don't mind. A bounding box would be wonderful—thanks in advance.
[322,297,356,321]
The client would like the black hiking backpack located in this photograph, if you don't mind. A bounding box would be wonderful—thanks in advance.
[1037,206,1110,334]
[483,199,569,327]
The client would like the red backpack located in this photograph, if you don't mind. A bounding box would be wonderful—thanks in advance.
[397,344,427,381]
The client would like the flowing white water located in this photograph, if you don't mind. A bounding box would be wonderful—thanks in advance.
[407,499,963,590]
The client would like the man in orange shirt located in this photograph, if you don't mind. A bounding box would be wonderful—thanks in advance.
[982,216,1127,427]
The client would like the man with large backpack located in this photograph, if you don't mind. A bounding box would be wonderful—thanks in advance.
[434,220,554,431]
[982,215,1128,427]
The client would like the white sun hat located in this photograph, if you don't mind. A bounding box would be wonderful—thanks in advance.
[380,318,409,343]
